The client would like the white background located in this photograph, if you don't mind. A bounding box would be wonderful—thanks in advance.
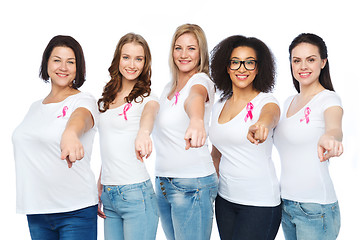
[1,0,359,239]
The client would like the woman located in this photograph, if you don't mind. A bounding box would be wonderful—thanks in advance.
[12,35,98,239]
[209,35,282,240]
[97,33,159,240]
[153,24,218,240]
[274,33,343,240]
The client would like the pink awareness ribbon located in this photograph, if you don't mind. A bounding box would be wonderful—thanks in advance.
[119,103,132,120]
[300,107,311,124]
[57,106,68,118]
[244,102,254,122]
[172,92,180,106]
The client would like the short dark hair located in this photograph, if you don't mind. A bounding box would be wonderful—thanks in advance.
[39,35,86,89]
[289,33,334,92]
[210,35,275,101]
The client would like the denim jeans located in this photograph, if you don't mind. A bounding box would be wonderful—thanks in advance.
[215,195,281,240]
[101,179,159,240]
[282,199,341,240]
[27,205,97,240]
[155,173,218,240]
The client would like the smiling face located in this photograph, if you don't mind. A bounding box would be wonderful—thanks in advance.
[47,46,76,89]
[227,46,258,91]
[173,33,200,76]
[291,42,327,88]
[119,42,145,82]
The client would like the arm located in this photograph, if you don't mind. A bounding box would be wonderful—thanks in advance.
[60,107,94,168]
[247,102,280,145]
[317,106,343,162]
[184,84,209,150]
[211,145,222,177]
[135,100,160,162]
[97,170,106,219]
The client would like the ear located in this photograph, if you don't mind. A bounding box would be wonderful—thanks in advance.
[321,58,327,69]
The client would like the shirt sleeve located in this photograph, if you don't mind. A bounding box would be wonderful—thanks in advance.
[73,92,99,127]
[320,91,342,112]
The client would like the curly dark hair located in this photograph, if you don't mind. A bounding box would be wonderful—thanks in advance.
[210,35,275,101]
[98,33,152,112]
[289,33,334,93]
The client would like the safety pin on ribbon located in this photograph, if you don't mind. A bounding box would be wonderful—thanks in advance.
[119,103,132,120]
[300,107,311,124]
[172,92,180,106]
[244,102,254,122]
[57,106,68,118]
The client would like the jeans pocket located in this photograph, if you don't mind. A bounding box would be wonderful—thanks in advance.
[121,188,145,202]
[298,202,324,219]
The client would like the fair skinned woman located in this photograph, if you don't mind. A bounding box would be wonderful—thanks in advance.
[274,33,343,240]
[153,24,218,240]
[97,33,159,240]
[13,35,98,240]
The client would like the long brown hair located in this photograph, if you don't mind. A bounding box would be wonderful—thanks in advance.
[98,33,152,112]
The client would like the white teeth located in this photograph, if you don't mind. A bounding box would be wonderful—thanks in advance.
[300,73,310,76]
[236,75,247,80]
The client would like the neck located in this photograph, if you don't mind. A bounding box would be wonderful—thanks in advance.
[231,84,259,103]
[120,77,137,95]
[299,81,325,98]
[46,85,79,103]
[177,70,198,88]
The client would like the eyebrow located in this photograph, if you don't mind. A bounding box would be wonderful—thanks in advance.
[292,55,318,59]
[231,56,256,60]
[52,55,76,60]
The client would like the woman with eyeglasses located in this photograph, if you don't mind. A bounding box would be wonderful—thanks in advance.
[274,33,343,240]
[12,35,98,239]
[97,33,159,240]
[209,35,281,240]
[152,24,218,240]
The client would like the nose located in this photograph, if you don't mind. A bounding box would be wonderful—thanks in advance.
[180,49,187,58]
[59,61,68,71]
[300,60,307,70]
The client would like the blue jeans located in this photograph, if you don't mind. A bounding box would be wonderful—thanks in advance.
[282,199,341,240]
[101,179,159,240]
[27,205,97,240]
[155,173,218,240]
[215,195,281,240]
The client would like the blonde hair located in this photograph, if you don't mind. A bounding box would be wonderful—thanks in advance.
[169,24,209,93]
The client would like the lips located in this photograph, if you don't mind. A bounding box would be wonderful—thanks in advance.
[125,69,137,74]
[235,74,248,80]
[179,60,191,64]
[56,73,68,77]
[299,72,311,78]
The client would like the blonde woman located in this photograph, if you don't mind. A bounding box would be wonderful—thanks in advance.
[153,24,218,240]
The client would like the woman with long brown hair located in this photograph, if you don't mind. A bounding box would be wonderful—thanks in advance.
[97,33,159,240]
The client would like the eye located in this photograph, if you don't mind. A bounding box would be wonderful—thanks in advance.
[174,46,182,51]
[67,61,75,64]
[293,59,300,64]
[122,56,129,60]
[136,57,144,62]
[231,60,240,65]
[246,60,255,66]
[189,47,196,51]
[308,58,315,62]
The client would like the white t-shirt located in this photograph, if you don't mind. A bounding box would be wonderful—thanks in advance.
[153,73,216,178]
[274,90,342,204]
[209,92,280,207]
[99,93,158,185]
[12,92,98,214]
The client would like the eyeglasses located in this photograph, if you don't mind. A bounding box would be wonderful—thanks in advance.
[229,59,257,71]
